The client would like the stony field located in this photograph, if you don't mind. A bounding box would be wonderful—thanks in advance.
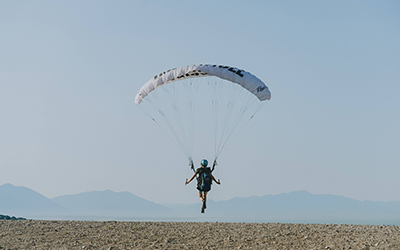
[1,220,400,249]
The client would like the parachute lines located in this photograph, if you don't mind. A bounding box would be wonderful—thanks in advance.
[136,64,271,165]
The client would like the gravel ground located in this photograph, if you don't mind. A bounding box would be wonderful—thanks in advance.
[1,220,400,249]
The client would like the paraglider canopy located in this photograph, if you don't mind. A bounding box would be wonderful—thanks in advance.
[135,64,271,104]
[135,64,271,167]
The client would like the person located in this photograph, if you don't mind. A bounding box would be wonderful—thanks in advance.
[185,159,220,213]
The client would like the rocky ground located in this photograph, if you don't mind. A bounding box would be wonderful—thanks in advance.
[1,220,400,249]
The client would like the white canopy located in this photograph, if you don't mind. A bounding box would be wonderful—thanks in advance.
[135,64,271,104]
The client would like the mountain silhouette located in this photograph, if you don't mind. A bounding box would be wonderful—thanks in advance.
[212,190,400,214]
[0,183,66,215]
[164,191,400,224]
[2,183,400,224]
[52,189,169,214]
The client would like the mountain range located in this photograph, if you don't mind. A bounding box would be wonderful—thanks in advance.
[52,189,169,214]
[0,183,66,214]
[1,183,400,224]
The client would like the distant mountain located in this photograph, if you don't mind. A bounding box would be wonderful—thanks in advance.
[52,189,169,215]
[164,191,400,224]
[192,191,400,224]
[212,190,400,214]
[2,183,400,224]
[0,183,66,215]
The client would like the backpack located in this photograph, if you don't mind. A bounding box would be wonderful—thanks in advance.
[197,167,212,192]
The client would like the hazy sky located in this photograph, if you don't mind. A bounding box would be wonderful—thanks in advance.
[1,0,399,204]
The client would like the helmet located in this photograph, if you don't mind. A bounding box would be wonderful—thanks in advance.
[201,159,208,166]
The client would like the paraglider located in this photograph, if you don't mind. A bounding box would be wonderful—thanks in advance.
[185,159,220,213]
[135,64,271,212]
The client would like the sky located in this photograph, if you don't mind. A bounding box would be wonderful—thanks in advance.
[1,0,399,204]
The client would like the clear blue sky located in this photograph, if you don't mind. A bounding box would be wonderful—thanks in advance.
[1,0,399,204]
